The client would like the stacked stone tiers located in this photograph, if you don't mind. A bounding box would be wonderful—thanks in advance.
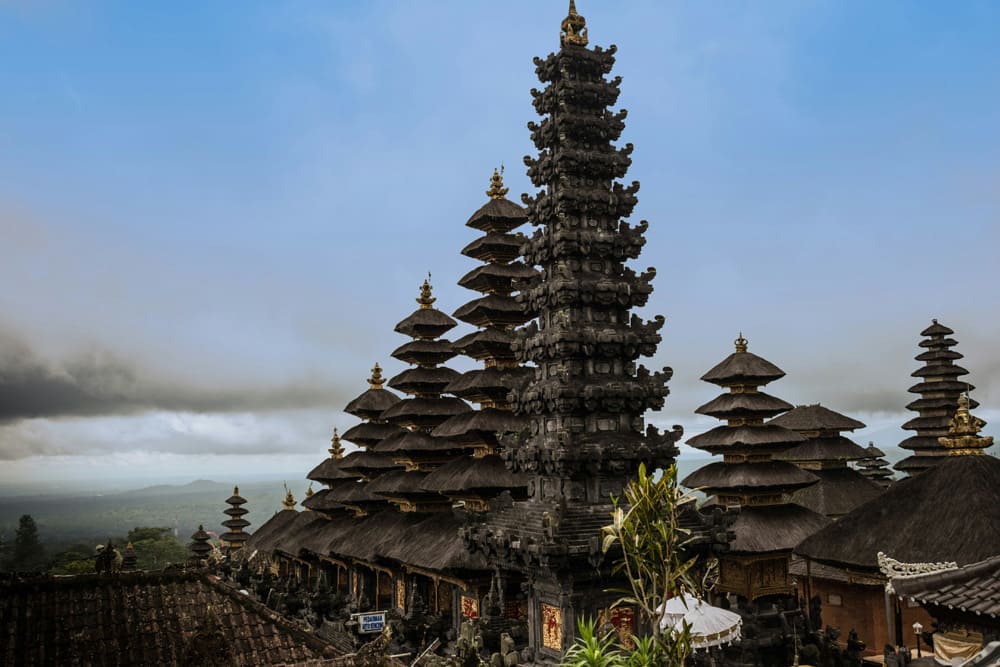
[896,320,977,475]
[323,365,404,516]
[683,337,829,589]
[220,486,250,554]
[374,279,472,512]
[771,404,884,518]
[468,21,679,604]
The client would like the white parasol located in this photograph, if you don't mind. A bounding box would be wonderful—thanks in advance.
[660,596,742,650]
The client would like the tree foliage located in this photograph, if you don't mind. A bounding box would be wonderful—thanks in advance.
[5,514,46,572]
[595,463,702,665]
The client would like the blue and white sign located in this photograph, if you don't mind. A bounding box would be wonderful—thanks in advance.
[356,611,386,634]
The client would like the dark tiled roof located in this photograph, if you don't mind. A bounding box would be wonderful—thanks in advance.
[246,509,300,555]
[892,555,1000,617]
[701,350,785,386]
[796,455,1000,570]
[788,468,884,517]
[729,504,831,554]
[343,387,402,420]
[0,570,337,666]
[769,404,866,432]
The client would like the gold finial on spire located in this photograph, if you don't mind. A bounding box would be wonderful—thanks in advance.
[560,0,588,47]
[487,165,508,200]
[734,332,748,353]
[282,483,296,510]
[368,363,385,390]
[938,389,993,454]
[305,484,314,498]
[416,273,436,310]
[233,485,239,496]
[329,427,344,459]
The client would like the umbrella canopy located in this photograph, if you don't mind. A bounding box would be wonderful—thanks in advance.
[658,592,701,629]
[660,596,742,650]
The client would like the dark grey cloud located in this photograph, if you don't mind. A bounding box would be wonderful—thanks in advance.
[0,326,349,423]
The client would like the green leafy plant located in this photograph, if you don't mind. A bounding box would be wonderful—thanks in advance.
[562,618,625,667]
[601,463,700,663]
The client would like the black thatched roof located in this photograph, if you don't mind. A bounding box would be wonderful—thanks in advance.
[277,512,332,555]
[393,307,457,340]
[452,328,517,361]
[788,468,884,518]
[325,479,381,505]
[776,436,870,463]
[306,457,357,484]
[682,461,818,493]
[701,350,785,386]
[337,450,402,474]
[431,409,525,443]
[340,421,403,447]
[388,366,462,395]
[686,424,805,452]
[381,511,488,572]
[460,233,523,264]
[377,430,466,454]
[921,320,954,336]
[245,509,300,554]
[300,488,346,513]
[695,391,792,419]
[892,555,1000,618]
[420,454,528,494]
[366,470,434,496]
[391,339,456,366]
[343,387,401,420]
[379,396,471,428]
[445,367,531,403]
[458,262,537,294]
[453,294,525,327]
[332,510,422,563]
[769,404,865,432]
[729,504,830,554]
[796,455,1000,570]
[297,515,360,557]
[466,197,527,233]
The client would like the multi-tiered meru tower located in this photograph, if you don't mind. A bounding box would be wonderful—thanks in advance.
[465,3,680,659]
[895,320,977,476]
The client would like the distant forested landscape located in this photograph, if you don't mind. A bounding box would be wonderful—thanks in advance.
[0,478,303,557]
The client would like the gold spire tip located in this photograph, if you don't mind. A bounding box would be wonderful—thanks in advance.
[734,332,748,353]
[233,485,239,495]
[560,0,588,47]
[487,165,508,200]
[282,483,296,510]
[416,273,436,309]
[368,363,385,389]
[329,427,345,459]
[305,484,314,498]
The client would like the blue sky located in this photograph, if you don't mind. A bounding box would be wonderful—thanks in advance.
[0,1,997,491]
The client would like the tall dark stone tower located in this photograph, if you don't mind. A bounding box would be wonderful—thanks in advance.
[466,2,680,659]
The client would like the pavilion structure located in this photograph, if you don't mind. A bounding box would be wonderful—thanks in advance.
[464,3,682,658]
[770,404,884,518]
[895,320,977,476]
[221,486,250,555]
[796,393,1000,654]
[683,336,830,602]
[854,442,893,488]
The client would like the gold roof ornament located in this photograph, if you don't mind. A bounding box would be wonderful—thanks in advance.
[734,332,748,353]
[487,165,508,200]
[560,0,588,47]
[282,483,296,511]
[416,273,436,310]
[938,391,993,455]
[368,363,385,390]
[329,427,344,459]
[305,484,314,498]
